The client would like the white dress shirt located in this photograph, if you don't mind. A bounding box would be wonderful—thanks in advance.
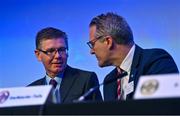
[119,44,135,100]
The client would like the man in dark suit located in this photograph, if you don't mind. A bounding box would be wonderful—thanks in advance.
[87,12,179,101]
[29,27,102,103]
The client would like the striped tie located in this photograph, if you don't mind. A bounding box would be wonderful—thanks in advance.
[117,67,122,100]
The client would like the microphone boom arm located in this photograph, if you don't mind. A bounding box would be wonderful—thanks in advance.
[77,71,128,102]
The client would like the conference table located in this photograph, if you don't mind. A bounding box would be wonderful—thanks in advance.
[0,98,180,115]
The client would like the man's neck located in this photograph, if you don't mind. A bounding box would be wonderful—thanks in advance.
[112,44,133,67]
[46,72,64,78]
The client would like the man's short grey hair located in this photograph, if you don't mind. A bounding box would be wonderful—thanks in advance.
[89,12,134,45]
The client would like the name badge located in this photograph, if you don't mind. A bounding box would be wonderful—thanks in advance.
[124,81,134,95]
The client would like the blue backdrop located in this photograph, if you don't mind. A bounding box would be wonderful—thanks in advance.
[0,0,180,96]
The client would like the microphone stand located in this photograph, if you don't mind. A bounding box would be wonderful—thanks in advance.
[76,71,128,102]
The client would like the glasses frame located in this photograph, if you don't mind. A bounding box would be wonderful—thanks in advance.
[87,36,104,49]
[38,47,68,56]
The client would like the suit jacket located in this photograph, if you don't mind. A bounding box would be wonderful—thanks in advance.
[104,45,179,101]
[28,65,102,103]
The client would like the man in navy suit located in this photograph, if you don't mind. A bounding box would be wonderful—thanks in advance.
[29,27,102,103]
[87,12,179,101]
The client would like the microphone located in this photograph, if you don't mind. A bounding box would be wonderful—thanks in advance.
[77,71,128,102]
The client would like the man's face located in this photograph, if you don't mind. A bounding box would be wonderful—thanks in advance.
[89,26,110,67]
[35,38,68,77]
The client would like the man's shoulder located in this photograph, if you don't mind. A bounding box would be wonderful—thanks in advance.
[135,45,173,62]
[136,46,179,74]
[141,48,175,63]
[28,77,45,86]
[144,48,169,54]
[65,66,98,83]
[67,66,96,75]
[135,45,169,56]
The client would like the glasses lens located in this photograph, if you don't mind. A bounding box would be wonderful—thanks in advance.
[87,36,102,49]
[45,48,56,55]
[58,47,67,52]
[41,47,67,56]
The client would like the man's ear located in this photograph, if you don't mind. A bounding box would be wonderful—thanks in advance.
[105,36,114,50]
[34,50,42,61]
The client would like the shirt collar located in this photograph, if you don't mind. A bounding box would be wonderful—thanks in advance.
[119,44,135,72]
[45,73,63,85]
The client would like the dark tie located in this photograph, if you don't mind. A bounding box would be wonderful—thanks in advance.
[117,67,122,100]
[49,79,61,103]
[49,79,57,89]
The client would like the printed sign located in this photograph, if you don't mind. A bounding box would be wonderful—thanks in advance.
[134,74,180,99]
[0,85,52,107]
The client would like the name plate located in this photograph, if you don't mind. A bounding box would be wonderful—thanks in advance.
[0,85,52,107]
[134,74,180,99]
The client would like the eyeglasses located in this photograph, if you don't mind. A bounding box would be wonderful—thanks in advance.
[38,47,68,56]
[87,36,104,49]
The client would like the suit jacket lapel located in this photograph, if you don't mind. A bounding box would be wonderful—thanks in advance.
[60,66,77,102]
[104,68,118,100]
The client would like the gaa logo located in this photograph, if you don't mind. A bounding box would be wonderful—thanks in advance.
[140,79,159,95]
[0,91,10,104]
